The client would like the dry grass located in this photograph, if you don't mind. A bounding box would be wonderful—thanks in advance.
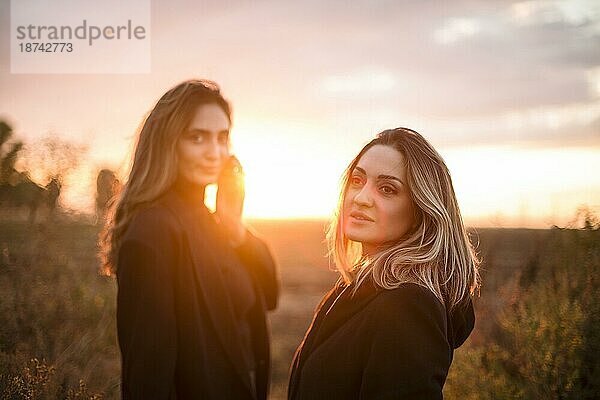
[1,215,597,399]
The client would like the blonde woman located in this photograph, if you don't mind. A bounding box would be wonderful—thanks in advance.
[100,80,279,399]
[289,128,479,399]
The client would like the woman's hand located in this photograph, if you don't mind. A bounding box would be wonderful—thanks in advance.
[216,155,247,247]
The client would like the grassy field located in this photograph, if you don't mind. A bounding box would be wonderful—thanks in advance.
[0,214,598,399]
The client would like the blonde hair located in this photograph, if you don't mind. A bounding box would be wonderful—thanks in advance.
[98,79,231,276]
[327,128,480,310]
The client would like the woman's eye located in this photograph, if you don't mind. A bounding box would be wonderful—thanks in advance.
[380,185,397,195]
[188,134,205,143]
[218,134,229,144]
[350,176,363,186]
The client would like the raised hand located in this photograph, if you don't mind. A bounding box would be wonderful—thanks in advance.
[215,155,246,246]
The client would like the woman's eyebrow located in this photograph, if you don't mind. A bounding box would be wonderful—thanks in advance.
[378,174,403,184]
[186,128,210,134]
[186,128,229,135]
[355,166,403,184]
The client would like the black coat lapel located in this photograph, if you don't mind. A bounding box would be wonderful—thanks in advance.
[313,278,380,349]
[161,192,255,398]
[289,285,339,399]
[289,279,380,399]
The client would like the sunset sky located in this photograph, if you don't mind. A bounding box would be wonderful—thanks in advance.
[1,0,599,227]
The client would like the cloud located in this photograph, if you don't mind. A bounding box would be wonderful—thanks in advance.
[510,0,600,28]
[320,68,396,95]
[183,0,600,146]
[2,0,600,149]
[433,17,482,45]
[428,100,600,147]
[587,66,600,97]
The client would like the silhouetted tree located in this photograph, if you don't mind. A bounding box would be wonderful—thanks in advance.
[0,120,24,185]
[19,134,87,188]
[0,171,47,224]
[0,120,11,144]
[0,121,77,223]
[95,169,121,224]
[45,176,61,214]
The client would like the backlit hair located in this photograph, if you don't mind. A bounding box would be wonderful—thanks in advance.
[327,128,480,310]
[99,79,231,275]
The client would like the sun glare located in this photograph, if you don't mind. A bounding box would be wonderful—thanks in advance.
[58,118,599,228]
[444,146,600,227]
[226,119,343,220]
[205,141,600,227]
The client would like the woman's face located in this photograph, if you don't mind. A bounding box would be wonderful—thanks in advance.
[343,144,416,254]
[176,103,230,186]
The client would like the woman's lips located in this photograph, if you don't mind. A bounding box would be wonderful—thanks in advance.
[198,165,220,174]
[349,210,374,222]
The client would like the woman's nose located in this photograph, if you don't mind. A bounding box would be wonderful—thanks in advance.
[204,138,220,160]
[353,185,373,207]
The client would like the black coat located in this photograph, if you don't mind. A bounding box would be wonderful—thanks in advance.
[289,279,474,400]
[116,187,279,399]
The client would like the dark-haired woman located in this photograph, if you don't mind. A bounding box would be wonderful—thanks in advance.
[100,80,279,399]
[289,128,479,399]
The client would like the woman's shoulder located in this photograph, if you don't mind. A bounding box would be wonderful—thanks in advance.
[371,283,446,320]
[124,203,182,243]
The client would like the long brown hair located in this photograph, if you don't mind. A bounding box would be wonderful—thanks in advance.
[98,79,231,276]
[327,128,480,310]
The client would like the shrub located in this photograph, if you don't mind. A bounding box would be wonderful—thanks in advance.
[445,222,600,399]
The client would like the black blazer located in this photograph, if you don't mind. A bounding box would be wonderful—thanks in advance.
[116,187,279,399]
[288,279,474,400]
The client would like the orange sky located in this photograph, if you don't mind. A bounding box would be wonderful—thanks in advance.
[1,0,599,227]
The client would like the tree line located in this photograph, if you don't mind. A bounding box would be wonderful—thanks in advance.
[0,119,120,224]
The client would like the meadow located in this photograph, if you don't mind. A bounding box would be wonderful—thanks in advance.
[0,214,598,399]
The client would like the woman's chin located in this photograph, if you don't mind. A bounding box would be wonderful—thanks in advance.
[344,229,367,244]
[188,175,218,187]
[201,178,218,186]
